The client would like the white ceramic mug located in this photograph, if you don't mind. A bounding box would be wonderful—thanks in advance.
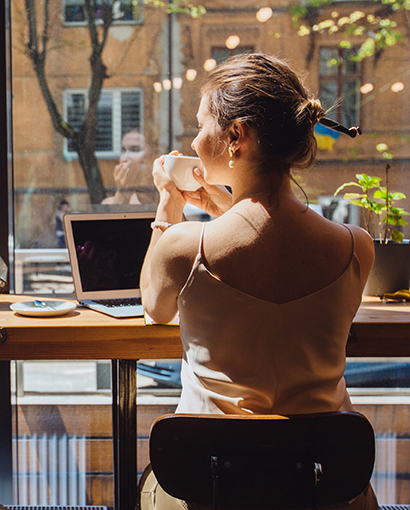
[164,155,202,191]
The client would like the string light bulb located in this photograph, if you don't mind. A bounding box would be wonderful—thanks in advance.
[391,82,404,92]
[225,35,240,49]
[256,7,273,23]
[204,59,217,71]
[162,79,172,91]
[153,82,162,92]
[360,83,373,94]
[186,69,197,81]
[173,77,182,89]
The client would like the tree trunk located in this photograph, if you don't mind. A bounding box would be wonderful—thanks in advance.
[77,141,107,204]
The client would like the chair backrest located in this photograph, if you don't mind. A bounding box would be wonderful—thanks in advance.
[149,411,375,510]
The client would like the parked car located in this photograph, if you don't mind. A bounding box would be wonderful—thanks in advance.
[344,361,410,388]
[137,361,182,388]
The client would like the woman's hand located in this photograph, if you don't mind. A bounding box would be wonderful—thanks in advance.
[152,152,186,223]
[183,168,233,218]
[114,161,139,189]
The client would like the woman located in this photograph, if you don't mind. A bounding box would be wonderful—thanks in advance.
[102,130,148,205]
[140,53,377,509]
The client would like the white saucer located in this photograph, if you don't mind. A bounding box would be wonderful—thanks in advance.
[10,300,77,317]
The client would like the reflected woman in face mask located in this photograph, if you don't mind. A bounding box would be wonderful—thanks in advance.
[102,130,146,205]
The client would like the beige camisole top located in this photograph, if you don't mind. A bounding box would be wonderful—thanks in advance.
[176,223,362,415]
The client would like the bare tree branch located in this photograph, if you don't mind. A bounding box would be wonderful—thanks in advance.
[42,0,49,54]
[24,0,75,140]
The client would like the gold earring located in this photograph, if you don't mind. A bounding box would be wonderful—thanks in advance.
[228,146,235,168]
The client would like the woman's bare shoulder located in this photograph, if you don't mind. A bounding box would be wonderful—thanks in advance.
[344,224,374,252]
[344,224,375,283]
[152,220,205,275]
[141,221,205,323]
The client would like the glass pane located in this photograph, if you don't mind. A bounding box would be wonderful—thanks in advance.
[320,79,338,116]
[342,80,360,126]
[7,0,410,506]
[341,49,360,75]
[66,93,85,153]
[320,48,339,75]
[96,92,113,152]
[212,46,254,64]
[64,4,86,23]
[345,359,410,505]
[211,47,231,65]
[12,360,114,507]
[121,91,142,136]
[120,0,142,21]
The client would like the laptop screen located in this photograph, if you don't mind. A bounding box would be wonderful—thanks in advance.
[64,211,156,299]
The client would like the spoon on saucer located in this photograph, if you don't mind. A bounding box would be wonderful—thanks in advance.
[33,299,55,311]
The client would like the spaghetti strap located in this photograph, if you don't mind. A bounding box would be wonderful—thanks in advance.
[341,224,355,258]
[198,222,206,259]
[178,223,206,298]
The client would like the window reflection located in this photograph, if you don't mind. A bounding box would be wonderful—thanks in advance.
[65,90,142,156]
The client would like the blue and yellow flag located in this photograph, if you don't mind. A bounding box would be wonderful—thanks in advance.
[314,123,340,151]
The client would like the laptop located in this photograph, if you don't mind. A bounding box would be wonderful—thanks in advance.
[64,211,156,318]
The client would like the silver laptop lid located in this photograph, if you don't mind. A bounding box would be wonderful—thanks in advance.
[64,211,155,301]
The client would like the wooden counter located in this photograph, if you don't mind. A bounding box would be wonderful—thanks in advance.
[1,295,410,360]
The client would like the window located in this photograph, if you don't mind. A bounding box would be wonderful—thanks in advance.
[212,46,254,65]
[64,89,143,158]
[6,0,410,506]
[64,0,143,24]
[319,47,361,127]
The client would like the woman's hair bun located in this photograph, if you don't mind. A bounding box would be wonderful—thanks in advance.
[309,98,326,124]
[296,98,326,127]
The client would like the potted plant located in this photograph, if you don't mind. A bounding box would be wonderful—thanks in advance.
[334,164,410,296]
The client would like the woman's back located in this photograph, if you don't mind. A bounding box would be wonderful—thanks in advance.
[200,194,371,305]
[176,200,364,415]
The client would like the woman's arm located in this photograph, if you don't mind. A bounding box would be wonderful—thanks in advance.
[140,154,205,323]
[140,155,186,322]
[141,153,233,322]
[140,221,202,323]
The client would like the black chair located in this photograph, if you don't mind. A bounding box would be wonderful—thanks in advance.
[149,411,375,510]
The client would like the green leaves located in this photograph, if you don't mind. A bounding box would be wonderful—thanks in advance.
[143,0,206,17]
[290,0,406,61]
[334,170,409,242]
[290,0,332,24]
[373,189,406,201]
[334,174,382,196]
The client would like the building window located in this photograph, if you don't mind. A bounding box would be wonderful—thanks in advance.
[64,0,143,24]
[319,47,361,127]
[64,89,143,158]
[211,46,254,65]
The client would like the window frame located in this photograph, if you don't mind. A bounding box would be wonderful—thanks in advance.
[319,46,362,127]
[62,0,144,26]
[63,87,144,160]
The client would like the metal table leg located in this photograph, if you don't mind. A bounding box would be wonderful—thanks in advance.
[0,360,13,504]
[112,359,138,510]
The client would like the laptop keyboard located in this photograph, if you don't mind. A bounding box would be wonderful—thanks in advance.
[92,297,142,308]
